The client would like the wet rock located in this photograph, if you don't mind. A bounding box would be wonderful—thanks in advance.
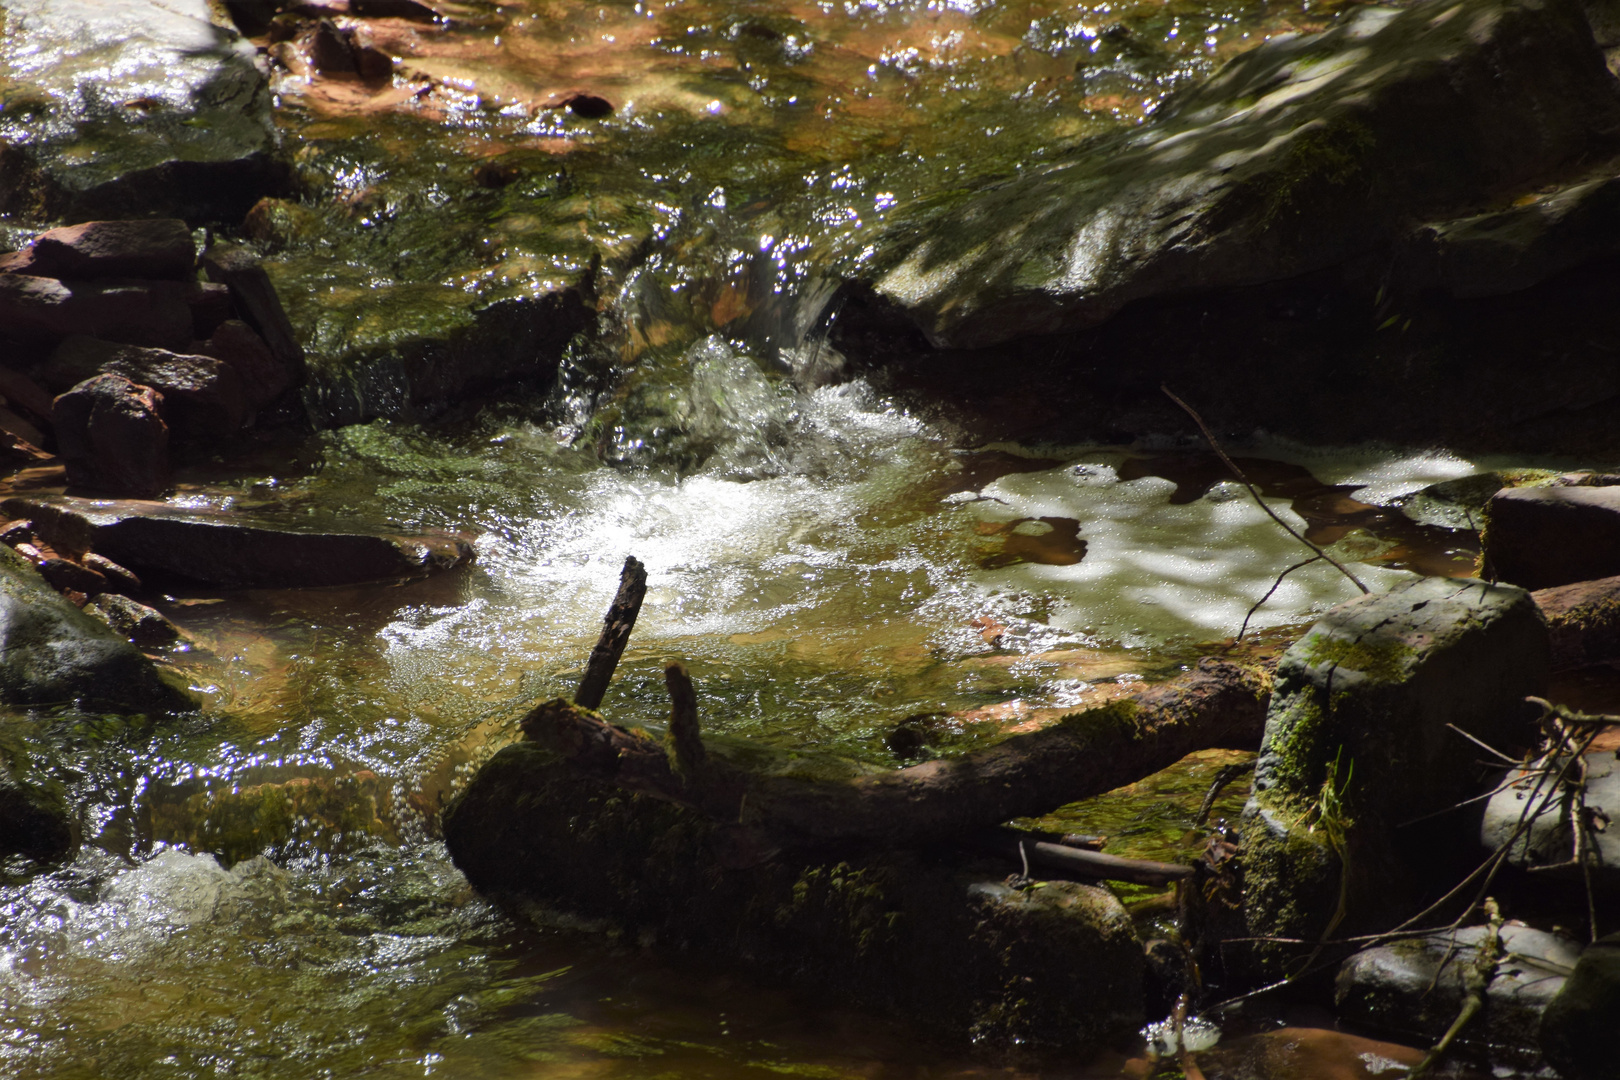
[84,553,141,594]
[85,593,180,648]
[0,0,288,223]
[150,769,396,868]
[0,542,196,712]
[0,403,45,449]
[444,739,1144,1054]
[1481,751,1620,888]
[0,275,194,351]
[0,220,196,282]
[309,19,357,75]
[45,338,249,442]
[199,243,306,384]
[1483,485,1620,590]
[1337,923,1580,1063]
[0,366,57,425]
[18,546,108,596]
[52,374,171,498]
[0,520,33,545]
[1533,575,1620,670]
[858,0,1620,349]
[187,282,236,339]
[196,319,294,411]
[1239,577,1549,968]
[1540,932,1620,1080]
[3,494,475,588]
[0,770,78,863]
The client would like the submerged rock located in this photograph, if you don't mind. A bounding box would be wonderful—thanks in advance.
[0,0,287,223]
[445,739,1145,1054]
[85,593,182,648]
[857,0,1620,349]
[0,542,195,712]
[1239,577,1548,967]
[1336,923,1581,1064]
[1540,931,1620,1080]
[3,494,474,588]
[1483,485,1620,590]
[0,768,78,863]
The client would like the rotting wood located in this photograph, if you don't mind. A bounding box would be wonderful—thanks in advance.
[523,657,1270,849]
[664,659,705,776]
[970,829,1194,886]
[574,555,647,710]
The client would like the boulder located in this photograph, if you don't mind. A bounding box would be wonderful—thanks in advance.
[0,0,287,223]
[0,275,194,351]
[1336,924,1581,1064]
[1540,932,1620,1080]
[855,0,1620,349]
[0,220,196,281]
[1239,577,1549,964]
[52,374,171,497]
[1483,486,1620,590]
[444,739,1145,1054]
[1533,574,1620,669]
[197,319,295,411]
[0,542,196,712]
[85,593,180,648]
[3,494,475,588]
[1481,751,1620,888]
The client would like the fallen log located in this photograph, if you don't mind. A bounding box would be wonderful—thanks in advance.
[521,656,1270,848]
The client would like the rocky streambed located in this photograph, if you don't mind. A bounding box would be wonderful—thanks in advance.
[5,0,1620,1077]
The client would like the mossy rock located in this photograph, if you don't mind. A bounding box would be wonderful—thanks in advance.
[0,544,197,714]
[444,740,1144,1054]
[1239,576,1548,967]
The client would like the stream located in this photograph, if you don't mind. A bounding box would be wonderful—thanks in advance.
[0,0,1609,1076]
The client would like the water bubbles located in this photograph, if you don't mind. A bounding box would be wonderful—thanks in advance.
[1141,1012,1221,1056]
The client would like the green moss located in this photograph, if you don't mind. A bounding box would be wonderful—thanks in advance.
[1296,631,1417,684]
[1255,118,1376,226]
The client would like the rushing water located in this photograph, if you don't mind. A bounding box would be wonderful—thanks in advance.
[0,0,1597,1076]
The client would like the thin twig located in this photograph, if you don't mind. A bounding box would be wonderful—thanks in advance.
[1193,760,1256,827]
[1161,385,1368,593]
[1445,723,1523,766]
[1237,556,1321,641]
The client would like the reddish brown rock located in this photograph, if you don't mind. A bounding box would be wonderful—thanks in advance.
[52,374,171,498]
[2,220,196,281]
[351,0,439,20]
[196,320,293,410]
[200,244,306,382]
[0,367,59,425]
[1532,574,1620,671]
[84,553,142,595]
[36,555,108,596]
[0,275,192,350]
[0,520,34,545]
[44,338,248,442]
[3,494,476,588]
[0,404,45,449]
[1482,486,1620,590]
[310,19,357,74]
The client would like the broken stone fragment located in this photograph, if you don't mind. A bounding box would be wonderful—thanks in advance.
[1532,574,1620,670]
[1482,485,1620,590]
[86,593,183,648]
[52,374,171,498]
[84,553,143,595]
[199,243,307,382]
[0,220,197,281]
[3,494,475,588]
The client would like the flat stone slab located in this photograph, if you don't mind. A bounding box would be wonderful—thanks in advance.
[1482,751,1620,889]
[0,0,286,223]
[2,495,475,588]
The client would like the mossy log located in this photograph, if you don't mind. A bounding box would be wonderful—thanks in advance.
[522,656,1270,849]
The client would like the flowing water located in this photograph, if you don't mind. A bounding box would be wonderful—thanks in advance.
[0,0,1602,1076]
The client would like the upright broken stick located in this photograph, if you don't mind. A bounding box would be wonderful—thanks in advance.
[574,555,648,710]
